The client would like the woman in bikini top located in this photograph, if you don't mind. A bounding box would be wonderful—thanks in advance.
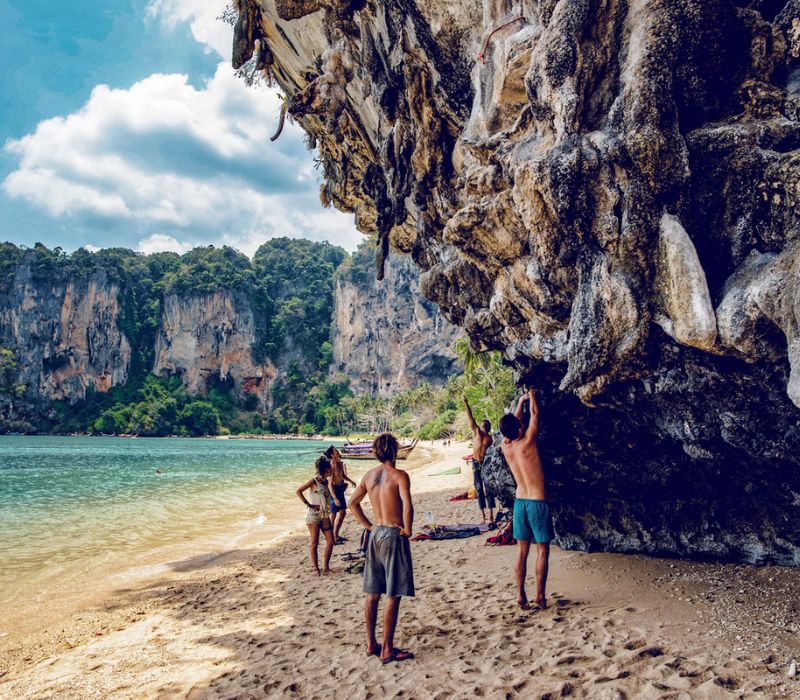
[296,456,335,576]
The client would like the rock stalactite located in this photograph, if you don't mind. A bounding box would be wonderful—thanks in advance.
[247,0,800,563]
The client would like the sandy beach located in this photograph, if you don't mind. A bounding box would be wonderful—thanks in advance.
[1,441,799,699]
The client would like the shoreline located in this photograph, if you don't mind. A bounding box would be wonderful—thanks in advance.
[0,433,350,440]
[1,442,799,697]
[0,442,442,660]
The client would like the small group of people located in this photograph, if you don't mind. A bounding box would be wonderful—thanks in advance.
[295,445,356,576]
[294,387,553,664]
[296,434,416,664]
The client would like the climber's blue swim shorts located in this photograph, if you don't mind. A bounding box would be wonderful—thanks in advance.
[513,499,555,543]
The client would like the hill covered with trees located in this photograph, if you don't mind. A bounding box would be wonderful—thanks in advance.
[0,240,508,437]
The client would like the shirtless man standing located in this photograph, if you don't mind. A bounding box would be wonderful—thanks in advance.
[325,446,357,544]
[463,396,495,522]
[349,433,415,665]
[499,389,554,611]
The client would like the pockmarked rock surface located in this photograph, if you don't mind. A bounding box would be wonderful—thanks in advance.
[245,0,800,563]
[0,263,130,405]
[332,253,460,396]
[153,292,276,410]
[0,248,459,426]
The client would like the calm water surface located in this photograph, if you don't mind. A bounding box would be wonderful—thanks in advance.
[0,436,343,601]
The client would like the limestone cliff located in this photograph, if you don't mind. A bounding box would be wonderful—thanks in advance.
[332,252,460,396]
[153,291,276,409]
[243,0,800,563]
[0,262,130,404]
[0,243,461,428]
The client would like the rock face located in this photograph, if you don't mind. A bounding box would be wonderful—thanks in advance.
[0,252,458,423]
[332,253,460,396]
[0,263,130,403]
[246,0,800,563]
[153,292,276,409]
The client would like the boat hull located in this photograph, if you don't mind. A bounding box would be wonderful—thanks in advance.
[341,440,418,461]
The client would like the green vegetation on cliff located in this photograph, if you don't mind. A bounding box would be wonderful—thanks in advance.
[0,240,350,435]
[251,238,346,364]
[0,347,25,398]
[0,240,506,437]
[335,237,373,287]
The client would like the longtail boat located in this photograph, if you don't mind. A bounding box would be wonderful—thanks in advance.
[340,438,418,460]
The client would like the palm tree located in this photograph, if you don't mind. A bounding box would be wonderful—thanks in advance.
[454,337,497,390]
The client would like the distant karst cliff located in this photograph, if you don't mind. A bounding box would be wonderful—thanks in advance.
[0,241,460,430]
[240,0,800,563]
[153,291,276,410]
[332,248,460,396]
[0,261,130,404]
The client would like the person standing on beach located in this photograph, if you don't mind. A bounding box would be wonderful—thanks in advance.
[296,456,336,576]
[500,389,554,610]
[349,433,415,665]
[325,445,357,544]
[462,396,495,523]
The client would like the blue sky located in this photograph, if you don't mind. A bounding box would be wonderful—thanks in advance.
[0,0,361,254]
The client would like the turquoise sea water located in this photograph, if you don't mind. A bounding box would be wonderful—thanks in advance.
[0,436,343,601]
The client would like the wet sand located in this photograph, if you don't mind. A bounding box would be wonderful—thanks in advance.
[1,442,798,698]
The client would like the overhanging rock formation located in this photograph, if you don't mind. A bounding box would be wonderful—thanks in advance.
[239,0,800,564]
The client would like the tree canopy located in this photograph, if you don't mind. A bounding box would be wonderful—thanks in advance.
[0,241,504,438]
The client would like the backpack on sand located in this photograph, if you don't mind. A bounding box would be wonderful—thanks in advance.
[485,516,515,546]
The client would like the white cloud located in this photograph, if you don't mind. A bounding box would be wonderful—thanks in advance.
[2,63,362,252]
[136,233,195,255]
[146,0,232,60]
[220,209,363,257]
[83,244,102,253]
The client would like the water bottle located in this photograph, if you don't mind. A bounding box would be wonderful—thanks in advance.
[424,511,435,529]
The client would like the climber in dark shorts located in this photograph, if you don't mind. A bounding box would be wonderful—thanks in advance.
[463,395,495,522]
[349,433,415,665]
[500,389,555,611]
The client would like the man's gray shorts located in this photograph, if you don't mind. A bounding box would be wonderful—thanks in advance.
[363,525,415,597]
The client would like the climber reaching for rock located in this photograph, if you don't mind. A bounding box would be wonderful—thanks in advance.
[500,389,554,611]
[463,395,495,523]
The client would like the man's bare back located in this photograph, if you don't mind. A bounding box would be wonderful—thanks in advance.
[361,463,412,531]
[349,436,414,536]
[500,390,546,500]
[499,390,554,611]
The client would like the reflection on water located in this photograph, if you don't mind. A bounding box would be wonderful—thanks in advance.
[0,436,341,600]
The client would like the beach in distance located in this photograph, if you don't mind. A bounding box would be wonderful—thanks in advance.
[0,438,799,698]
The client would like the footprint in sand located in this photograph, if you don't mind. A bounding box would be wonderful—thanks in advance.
[593,670,630,683]
[712,675,740,689]
[623,639,646,650]
[555,654,592,667]
[635,646,664,659]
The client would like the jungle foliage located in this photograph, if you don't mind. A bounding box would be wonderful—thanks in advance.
[0,241,512,437]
